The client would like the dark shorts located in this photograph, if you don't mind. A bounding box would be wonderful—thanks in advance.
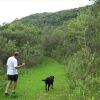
[8,74,18,81]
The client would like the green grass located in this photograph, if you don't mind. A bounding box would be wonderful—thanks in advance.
[0,58,68,100]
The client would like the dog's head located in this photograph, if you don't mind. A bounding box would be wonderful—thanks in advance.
[50,76,54,80]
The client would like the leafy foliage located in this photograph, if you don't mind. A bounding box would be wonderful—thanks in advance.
[0,2,100,100]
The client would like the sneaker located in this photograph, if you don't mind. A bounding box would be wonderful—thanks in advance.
[5,92,9,96]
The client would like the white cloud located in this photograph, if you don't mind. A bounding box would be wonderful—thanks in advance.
[0,0,92,25]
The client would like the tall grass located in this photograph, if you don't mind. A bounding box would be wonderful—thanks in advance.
[0,58,67,100]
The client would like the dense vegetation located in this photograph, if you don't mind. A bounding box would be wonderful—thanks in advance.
[0,0,100,99]
[0,7,80,66]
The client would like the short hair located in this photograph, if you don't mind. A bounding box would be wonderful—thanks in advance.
[14,52,19,56]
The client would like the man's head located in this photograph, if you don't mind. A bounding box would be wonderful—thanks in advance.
[14,52,19,59]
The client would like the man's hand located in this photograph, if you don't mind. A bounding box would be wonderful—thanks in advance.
[16,62,25,69]
[21,63,25,67]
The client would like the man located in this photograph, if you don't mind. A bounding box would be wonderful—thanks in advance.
[5,52,25,96]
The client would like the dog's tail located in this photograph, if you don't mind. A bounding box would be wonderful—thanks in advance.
[42,79,46,81]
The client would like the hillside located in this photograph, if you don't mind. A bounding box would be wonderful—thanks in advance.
[0,7,82,66]
[20,8,79,27]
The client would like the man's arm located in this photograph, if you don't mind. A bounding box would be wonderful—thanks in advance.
[15,63,25,69]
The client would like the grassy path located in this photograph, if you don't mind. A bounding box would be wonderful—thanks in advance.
[1,58,68,100]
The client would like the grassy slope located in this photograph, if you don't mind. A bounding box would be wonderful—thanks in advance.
[1,58,68,100]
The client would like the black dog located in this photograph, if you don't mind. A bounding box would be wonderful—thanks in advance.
[42,76,54,91]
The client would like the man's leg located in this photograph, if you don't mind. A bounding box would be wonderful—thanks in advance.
[5,80,12,95]
[12,81,17,93]
[12,75,18,93]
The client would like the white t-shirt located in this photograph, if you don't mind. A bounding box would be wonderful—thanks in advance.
[7,56,18,75]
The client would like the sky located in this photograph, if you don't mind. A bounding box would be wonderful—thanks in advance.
[0,0,92,25]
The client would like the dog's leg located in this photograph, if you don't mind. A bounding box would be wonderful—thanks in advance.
[52,82,54,89]
[51,83,53,89]
[48,84,50,91]
[45,83,47,90]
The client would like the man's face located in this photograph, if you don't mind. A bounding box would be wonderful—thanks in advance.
[15,55,19,60]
